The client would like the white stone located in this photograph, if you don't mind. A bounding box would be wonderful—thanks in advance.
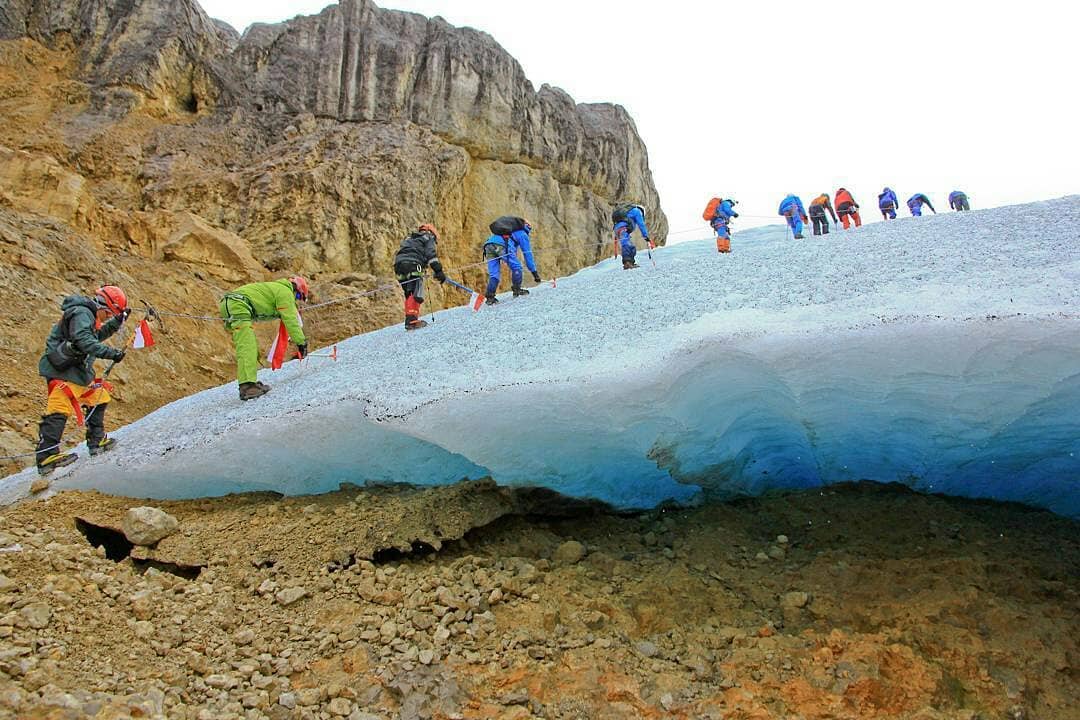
[121,507,179,546]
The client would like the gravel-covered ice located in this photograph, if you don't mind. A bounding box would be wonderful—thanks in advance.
[4,197,1079,514]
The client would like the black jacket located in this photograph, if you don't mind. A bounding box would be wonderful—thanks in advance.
[394,231,440,270]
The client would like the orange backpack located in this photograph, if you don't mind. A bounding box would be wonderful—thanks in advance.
[702,197,722,222]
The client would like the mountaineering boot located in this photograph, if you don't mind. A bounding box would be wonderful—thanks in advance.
[793,233,805,239]
[406,319,429,330]
[37,452,77,476]
[35,413,70,475]
[511,285,529,297]
[484,293,499,305]
[256,381,271,391]
[622,260,640,270]
[88,437,117,457]
[239,382,270,401]
[85,403,110,455]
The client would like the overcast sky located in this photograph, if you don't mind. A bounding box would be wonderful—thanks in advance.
[201,0,1079,238]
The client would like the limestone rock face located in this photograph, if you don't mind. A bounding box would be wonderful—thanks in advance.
[163,212,269,283]
[0,0,665,468]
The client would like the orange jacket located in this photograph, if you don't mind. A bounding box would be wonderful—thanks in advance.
[835,189,856,208]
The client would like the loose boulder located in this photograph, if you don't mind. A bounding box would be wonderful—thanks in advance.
[122,506,179,546]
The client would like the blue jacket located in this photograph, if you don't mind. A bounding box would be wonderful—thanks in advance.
[713,199,737,223]
[484,228,536,272]
[778,195,806,217]
[907,193,935,212]
[619,205,650,240]
[949,190,967,205]
[878,188,898,208]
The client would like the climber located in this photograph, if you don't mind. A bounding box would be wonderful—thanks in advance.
[219,277,309,400]
[878,187,899,220]
[949,190,970,212]
[393,223,445,330]
[808,193,839,236]
[778,194,809,239]
[483,216,539,304]
[35,285,130,475]
[907,193,936,216]
[703,197,738,253]
[611,202,650,269]
[834,188,862,229]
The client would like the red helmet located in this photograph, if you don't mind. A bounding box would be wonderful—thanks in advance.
[290,276,310,301]
[95,285,128,315]
[418,223,438,239]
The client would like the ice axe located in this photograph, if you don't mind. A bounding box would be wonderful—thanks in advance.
[141,300,165,333]
[645,239,657,268]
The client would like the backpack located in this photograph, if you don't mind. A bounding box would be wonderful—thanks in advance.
[702,197,722,222]
[489,216,528,236]
[611,203,636,224]
[45,306,87,371]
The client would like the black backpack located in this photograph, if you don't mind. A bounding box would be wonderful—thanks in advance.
[611,203,639,224]
[489,216,528,236]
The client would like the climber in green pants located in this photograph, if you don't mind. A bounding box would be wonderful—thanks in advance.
[219,277,309,401]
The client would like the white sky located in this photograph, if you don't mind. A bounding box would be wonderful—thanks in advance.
[201,0,1079,236]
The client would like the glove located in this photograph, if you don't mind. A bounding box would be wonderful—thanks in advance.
[112,350,126,364]
[430,260,447,283]
[296,344,308,359]
[119,308,132,323]
[532,270,542,283]
[732,212,739,218]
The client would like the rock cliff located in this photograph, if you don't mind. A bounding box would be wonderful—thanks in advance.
[0,0,665,470]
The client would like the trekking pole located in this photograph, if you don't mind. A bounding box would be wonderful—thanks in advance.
[443,278,475,295]
[303,345,338,361]
[645,239,657,268]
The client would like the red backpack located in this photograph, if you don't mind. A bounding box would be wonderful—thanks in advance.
[702,197,722,222]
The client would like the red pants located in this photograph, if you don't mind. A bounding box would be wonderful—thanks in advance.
[840,211,862,229]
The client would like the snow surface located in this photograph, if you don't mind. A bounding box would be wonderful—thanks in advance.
[4,198,1079,515]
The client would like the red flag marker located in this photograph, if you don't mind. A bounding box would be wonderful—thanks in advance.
[266,321,288,370]
[132,318,155,348]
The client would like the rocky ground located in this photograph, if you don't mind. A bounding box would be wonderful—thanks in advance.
[0,480,1076,719]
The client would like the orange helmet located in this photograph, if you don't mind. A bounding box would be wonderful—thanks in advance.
[418,223,438,238]
[290,276,310,302]
[95,285,128,315]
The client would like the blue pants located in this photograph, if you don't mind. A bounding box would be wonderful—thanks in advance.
[615,224,637,263]
[785,214,804,237]
[881,205,897,219]
[711,219,730,239]
[484,243,522,295]
[908,204,922,217]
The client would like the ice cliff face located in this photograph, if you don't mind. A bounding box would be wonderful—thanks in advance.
[3,199,1078,517]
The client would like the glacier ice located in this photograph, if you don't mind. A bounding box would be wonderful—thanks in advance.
[3,197,1078,516]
